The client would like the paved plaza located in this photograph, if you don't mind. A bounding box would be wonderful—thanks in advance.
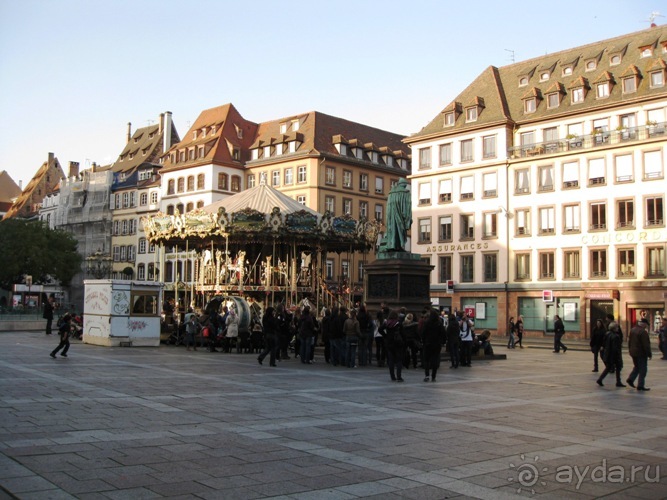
[0,331,666,499]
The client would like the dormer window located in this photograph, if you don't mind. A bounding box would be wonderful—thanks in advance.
[235,125,242,139]
[640,47,652,58]
[562,66,573,76]
[524,97,537,113]
[571,87,585,103]
[263,146,271,158]
[382,155,393,167]
[232,149,240,161]
[291,120,299,131]
[596,82,610,98]
[519,76,528,87]
[351,147,363,159]
[547,92,560,109]
[622,75,637,93]
[539,71,550,82]
[585,60,597,71]
[251,149,259,160]
[201,127,207,138]
[465,107,478,122]
[193,130,198,140]
[276,143,284,155]
[650,70,665,88]
[211,125,217,134]
[444,112,455,126]
[610,54,621,65]
[289,140,300,153]
[148,132,155,139]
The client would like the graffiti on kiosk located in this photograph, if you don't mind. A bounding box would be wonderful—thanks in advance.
[84,290,110,312]
[127,320,147,332]
[112,291,130,315]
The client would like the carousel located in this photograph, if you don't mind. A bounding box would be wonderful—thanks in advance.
[142,181,381,322]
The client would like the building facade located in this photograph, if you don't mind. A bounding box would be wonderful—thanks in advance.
[406,25,667,339]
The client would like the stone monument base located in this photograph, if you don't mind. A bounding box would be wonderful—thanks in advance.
[364,254,433,316]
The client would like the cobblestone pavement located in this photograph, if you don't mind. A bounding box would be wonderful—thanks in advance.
[0,332,665,499]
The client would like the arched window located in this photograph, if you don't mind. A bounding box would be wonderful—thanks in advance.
[167,179,175,195]
[186,202,194,212]
[187,176,195,191]
[197,173,205,189]
[177,177,185,192]
[166,205,174,215]
[176,203,184,214]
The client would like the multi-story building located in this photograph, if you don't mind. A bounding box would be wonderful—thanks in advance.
[156,105,411,304]
[3,152,65,221]
[110,112,179,280]
[245,111,410,301]
[406,25,667,339]
[0,171,22,219]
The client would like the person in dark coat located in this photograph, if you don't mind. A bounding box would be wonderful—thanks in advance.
[627,318,652,391]
[374,310,386,367]
[383,310,404,382]
[596,322,625,387]
[50,314,71,358]
[298,306,316,364]
[446,313,461,369]
[43,294,55,335]
[590,319,606,372]
[401,313,420,369]
[507,316,516,349]
[258,307,279,367]
[356,304,372,367]
[421,309,445,382]
[515,315,525,348]
[553,315,567,353]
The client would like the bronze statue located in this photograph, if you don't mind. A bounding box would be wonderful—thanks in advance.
[380,178,411,252]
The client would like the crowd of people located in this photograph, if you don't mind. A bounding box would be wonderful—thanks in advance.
[50,295,667,391]
[166,300,500,383]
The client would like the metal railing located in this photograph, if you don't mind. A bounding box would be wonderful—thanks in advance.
[508,122,666,159]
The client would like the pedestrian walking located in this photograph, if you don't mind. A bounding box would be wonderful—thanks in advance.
[258,307,279,366]
[459,313,474,367]
[384,310,404,381]
[50,314,71,358]
[658,316,667,360]
[343,308,360,368]
[43,294,55,335]
[422,309,445,382]
[590,318,606,372]
[553,315,567,353]
[507,316,516,349]
[515,315,525,348]
[298,306,316,364]
[596,322,625,387]
[626,318,652,391]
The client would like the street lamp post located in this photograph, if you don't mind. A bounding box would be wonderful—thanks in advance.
[86,249,113,279]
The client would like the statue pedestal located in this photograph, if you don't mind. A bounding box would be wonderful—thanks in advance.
[363,253,433,316]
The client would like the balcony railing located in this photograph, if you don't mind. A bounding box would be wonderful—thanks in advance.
[508,122,666,159]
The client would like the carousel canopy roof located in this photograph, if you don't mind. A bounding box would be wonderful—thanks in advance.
[203,182,319,218]
[142,182,379,251]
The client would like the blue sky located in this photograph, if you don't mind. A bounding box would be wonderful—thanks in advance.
[0,0,661,186]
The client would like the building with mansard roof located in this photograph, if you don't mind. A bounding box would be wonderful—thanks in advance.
[2,153,65,220]
[110,112,179,281]
[151,104,410,306]
[405,25,667,339]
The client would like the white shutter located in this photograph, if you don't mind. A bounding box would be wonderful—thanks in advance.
[439,179,452,194]
[615,154,633,179]
[644,150,662,175]
[588,158,605,179]
[460,176,473,194]
[563,162,578,182]
[418,183,431,200]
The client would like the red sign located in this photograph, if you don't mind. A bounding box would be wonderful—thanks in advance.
[464,306,475,318]
[543,290,553,302]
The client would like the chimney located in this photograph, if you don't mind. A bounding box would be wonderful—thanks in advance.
[68,161,80,179]
[163,111,173,153]
[159,113,164,135]
[127,122,132,143]
[47,152,54,168]
[91,162,97,173]
[18,180,23,190]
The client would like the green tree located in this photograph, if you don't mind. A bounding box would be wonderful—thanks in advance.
[0,219,82,291]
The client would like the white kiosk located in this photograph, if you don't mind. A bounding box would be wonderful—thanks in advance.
[83,280,163,347]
